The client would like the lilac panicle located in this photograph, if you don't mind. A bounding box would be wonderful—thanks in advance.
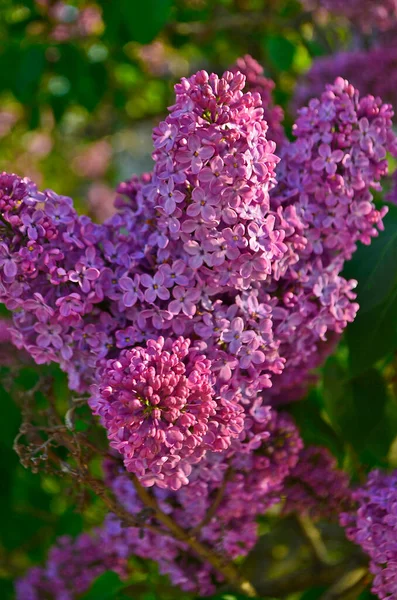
[293,46,397,113]
[266,76,396,402]
[302,0,397,33]
[284,446,352,519]
[340,469,397,599]
[15,524,130,600]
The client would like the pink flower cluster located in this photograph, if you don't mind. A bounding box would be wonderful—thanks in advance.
[0,66,395,483]
[90,336,244,489]
[340,469,397,599]
[0,172,110,390]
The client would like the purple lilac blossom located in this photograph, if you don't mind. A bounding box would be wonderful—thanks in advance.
[293,46,397,113]
[340,469,397,599]
[283,446,352,519]
[101,407,303,596]
[15,524,130,600]
[302,0,397,32]
[266,76,397,402]
[0,70,395,461]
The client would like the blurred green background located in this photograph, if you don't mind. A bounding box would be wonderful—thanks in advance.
[1,1,397,599]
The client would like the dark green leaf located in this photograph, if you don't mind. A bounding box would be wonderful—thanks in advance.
[15,45,45,103]
[289,389,345,463]
[121,0,173,44]
[323,359,393,465]
[0,383,20,448]
[81,571,125,600]
[344,205,397,374]
[346,291,397,376]
[264,35,296,71]
[0,578,14,600]
[344,205,397,313]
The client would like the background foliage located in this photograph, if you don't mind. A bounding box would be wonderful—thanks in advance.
[1,1,396,599]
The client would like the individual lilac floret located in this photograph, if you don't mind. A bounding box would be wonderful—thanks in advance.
[90,336,244,490]
[15,525,130,600]
[340,469,397,599]
[284,446,352,519]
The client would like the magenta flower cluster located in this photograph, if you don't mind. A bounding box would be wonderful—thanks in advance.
[90,336,244,489]
[340,469,397,599]
[231,54,285,147]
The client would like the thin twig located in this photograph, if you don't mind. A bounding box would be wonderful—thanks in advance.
[256,556,368,597]
[296,513,331,565]
[319,567,370,600]
[130,474,258,598]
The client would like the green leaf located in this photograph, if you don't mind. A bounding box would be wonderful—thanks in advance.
[264,35,296,71]
[81,571,125,600]
[289,389,345,463]
[322,359,394,466]
[346,290,397,376]
[14,44,46,103]
[344,205,397,375]
[344,205,397,314]
[121,0,173,44]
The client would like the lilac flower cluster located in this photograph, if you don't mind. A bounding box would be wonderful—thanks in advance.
[293,46,397,113]
[8,60,397,599]
[90,336,244,489]
[340,469,397,599]
[0,172,109,391]
[302,0,397,32]
[267,77,396,401]
[0,68,395,478]
[16,525,130,600]
[283,447,352,519]
[101,407,303,596]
